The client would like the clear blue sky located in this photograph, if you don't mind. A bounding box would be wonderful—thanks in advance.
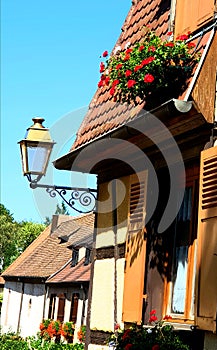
[1,0,131,223]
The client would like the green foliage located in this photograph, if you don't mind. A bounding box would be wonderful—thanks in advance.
[98,28,201,106]
[108,310,190,350]
[0,204,45,271]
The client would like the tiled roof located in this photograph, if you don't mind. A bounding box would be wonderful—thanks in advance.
[2,213,94,280]
[71,0,170,151]
[46,257,90,284]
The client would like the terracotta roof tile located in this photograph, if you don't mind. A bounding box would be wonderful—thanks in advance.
[46,258,90,284]
[2,213,94,280]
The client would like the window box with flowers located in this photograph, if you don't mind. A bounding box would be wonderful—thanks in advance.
[98,28,200,109]
[108,310,191,350]
[39,319,62,343]
[61,321,75,343]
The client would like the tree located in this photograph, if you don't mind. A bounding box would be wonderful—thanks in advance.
[44,201,69,225]
[0,204,46,271]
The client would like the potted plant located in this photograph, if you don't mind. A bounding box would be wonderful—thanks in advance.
[61,321,75,343]
[98,28,200,108]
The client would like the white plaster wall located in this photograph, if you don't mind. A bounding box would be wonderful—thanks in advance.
[1,281,23,334]
[19,283,45,338]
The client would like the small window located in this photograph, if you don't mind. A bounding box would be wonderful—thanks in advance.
[69,293,79,323]
[57,293,66,322]
[48,294,56,319]
[84,248,91,265]
[71,249,79,267]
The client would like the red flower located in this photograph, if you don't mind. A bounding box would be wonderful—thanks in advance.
[125,70,132,77]
[102,50,108,57]
[114,323,120,330]
[150,309,157,315]
[122,328,131,340]
[124,54,131,61]
[105,76,110,85]
[98,80,104,88]
[148,46,156,52]
[125,344,133,350]
[152,345,160,350]
[167,31,173,36]
[141,56,155,65]
[126,48,133,54]
[112,79,120,87]
[110,87,116,95]
[176,34,188,41]
[134,65,142,72]
[139,45,145,51]
[116,63,123,70]
[127,79,136,88]
[163,314,172,320]
[149,315,158,322]
[187,42,196,48]
[100,62,105,73]
[144,74,154,83]
[165,42,174,47]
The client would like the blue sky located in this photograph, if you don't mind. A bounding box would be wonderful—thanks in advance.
[1,0,131,223]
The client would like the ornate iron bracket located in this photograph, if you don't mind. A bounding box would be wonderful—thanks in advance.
[28,175,97,213]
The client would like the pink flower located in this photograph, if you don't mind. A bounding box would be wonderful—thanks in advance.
[116,63,123,70]
[144,74,155,83]
[127,79,136,88]
[125,70,132,77]
[102,50,108,57]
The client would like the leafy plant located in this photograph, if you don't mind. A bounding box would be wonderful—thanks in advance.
[98,28,200,107]
[108,310,190,350]
[61,322,75,343]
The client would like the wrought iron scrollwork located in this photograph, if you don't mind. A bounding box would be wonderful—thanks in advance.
[28,178,97,213]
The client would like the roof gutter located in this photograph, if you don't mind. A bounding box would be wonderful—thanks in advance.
[53,99,199,172]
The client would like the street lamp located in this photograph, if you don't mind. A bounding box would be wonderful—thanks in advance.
[18,118,96,213]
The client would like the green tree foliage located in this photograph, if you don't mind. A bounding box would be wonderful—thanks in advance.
[0,204,45,272]
[44,201,69,225]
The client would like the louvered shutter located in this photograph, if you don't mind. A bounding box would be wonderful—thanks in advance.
[196,146,217,332]
[122,171,148,323]
[174,0,215,37]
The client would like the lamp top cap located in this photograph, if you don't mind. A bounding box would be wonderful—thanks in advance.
[31,117,46,129]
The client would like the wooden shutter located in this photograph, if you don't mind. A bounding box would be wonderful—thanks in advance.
[122,172,148,323]
[196,146,217,332]
[57,293,66,322]
[174,0,215,37]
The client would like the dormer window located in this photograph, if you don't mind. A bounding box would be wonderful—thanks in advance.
[84,248,91,266]
[71,248,79,267]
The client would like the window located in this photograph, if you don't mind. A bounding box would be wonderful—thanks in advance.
[84,248,91,265]
[69,293,79,323]
[71,248,79,267]
[164,166,199,321]
[57,293,65,322]
[48,293,56,319]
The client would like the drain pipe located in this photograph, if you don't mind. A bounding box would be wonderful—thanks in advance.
[17,281,24,333]
[112,179,118,331]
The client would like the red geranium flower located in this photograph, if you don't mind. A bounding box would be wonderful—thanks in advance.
[116,63,123,70]
[187,42,196,48]
[139,45,144,51]
[176,34,188,41]
[100,62,105,73]
[141,56,155,65]
[163,314,172,320]
[125,344,133,350]
[150,309,157,315]
[125,70,132,77]
[165,42,174,47]
[152,345,160,350]
[148,46,156,52]
[126,48,133,54]
[112,79,120,87]
[167,31,173,36]
[124,54,131,61]
[144,74,154,83]
[102,50,108,57]
[134,65,142,72]
[122,328,131,340]
[110,87,116,95]
[98,80,104,88]
[127,79,136,88]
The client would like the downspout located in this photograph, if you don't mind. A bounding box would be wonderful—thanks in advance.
[112,179,118,331]
[17,281,24,333]
[84,177,99,350]
[42,283,48,320]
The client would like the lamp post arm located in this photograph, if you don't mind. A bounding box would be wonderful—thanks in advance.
[29,182,97,214]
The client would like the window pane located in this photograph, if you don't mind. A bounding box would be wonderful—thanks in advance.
[171,187,192,314]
